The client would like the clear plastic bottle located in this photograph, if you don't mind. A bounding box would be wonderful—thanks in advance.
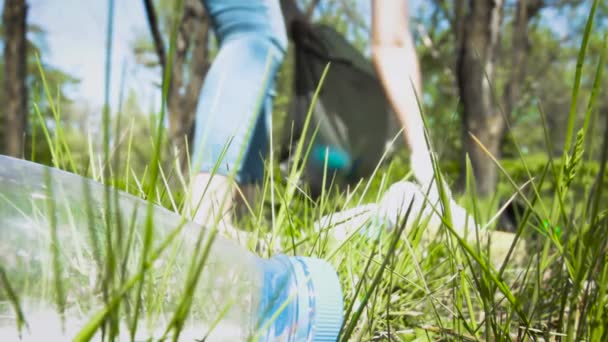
[0,155,343,341]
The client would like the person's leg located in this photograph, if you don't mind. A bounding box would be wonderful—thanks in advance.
[233,93,275,220]
[189,0,287,230]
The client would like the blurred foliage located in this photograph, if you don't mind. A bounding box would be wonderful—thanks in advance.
[414,1,607,165]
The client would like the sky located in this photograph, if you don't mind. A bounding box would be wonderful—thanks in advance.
[27,0,159,112]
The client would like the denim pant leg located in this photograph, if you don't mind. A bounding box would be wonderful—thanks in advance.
[192,0,287,184]
[238,92,275,184]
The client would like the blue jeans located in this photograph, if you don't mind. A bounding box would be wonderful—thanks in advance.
[192,0,288,184]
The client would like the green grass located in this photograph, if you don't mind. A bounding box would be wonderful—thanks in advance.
[1,0,608,341]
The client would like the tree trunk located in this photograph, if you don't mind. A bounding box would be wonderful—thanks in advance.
[280,0,307,32]
[167,0,210,172]
[504,0,543,120]
[3,0,28,158]
[143,0,210,173]
[456,0,505,196]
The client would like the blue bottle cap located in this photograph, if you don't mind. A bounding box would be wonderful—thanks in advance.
[290,256,344,342]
